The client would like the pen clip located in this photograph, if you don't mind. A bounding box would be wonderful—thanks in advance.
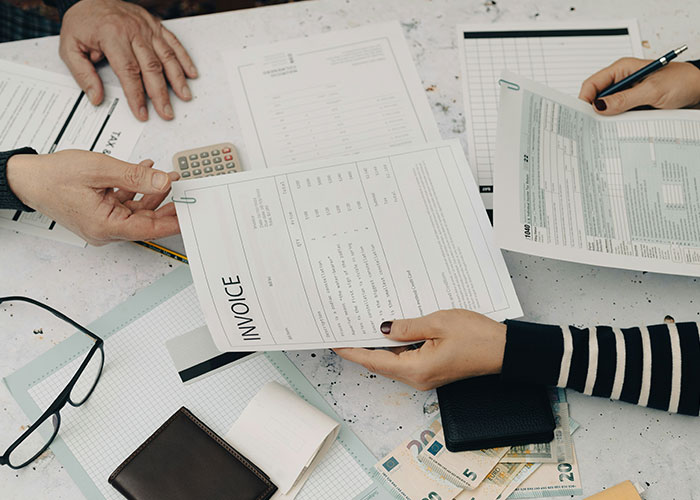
[498,79,520,91]
[172,196,197,204]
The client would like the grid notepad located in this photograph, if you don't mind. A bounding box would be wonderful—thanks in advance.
[8,267,385,500]
[457,21,643,206]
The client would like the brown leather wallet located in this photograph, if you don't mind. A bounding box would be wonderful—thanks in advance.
[108,407,277,500]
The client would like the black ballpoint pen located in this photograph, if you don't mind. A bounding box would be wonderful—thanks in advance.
[597,44,688,98]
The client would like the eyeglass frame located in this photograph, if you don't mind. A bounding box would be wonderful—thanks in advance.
[0,296,104,470]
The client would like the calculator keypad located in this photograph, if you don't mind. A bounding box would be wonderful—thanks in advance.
[173,142,241,181]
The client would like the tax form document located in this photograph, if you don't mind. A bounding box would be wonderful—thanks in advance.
[0,60,144,245]
[494,72,700,277]
[173,140,521,352]
[224,22,441,170]
[457,21,642,208]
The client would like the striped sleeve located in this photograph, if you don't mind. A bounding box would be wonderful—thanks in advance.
[501,320,700,416]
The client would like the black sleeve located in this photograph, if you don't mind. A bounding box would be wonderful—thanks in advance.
[688,59,700,71]
[502,319,700,416]
[0,148,37,212]
[42,0,81,19]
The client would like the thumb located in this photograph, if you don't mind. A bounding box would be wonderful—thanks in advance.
[92,157,172,194]
[381,315,437,342]
[593,82,657,115]
[60,41,104,105]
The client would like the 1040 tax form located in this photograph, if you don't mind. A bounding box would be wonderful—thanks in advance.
[174,141,521,352]
[495,72,700,277]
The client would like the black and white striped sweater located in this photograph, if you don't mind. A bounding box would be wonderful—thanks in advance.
[502,320,700,416]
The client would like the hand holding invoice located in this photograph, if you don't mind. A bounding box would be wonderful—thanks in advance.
[60,0,198,121]
[7,150,180,245]
[335,309,506,391]
[579,57,700,115]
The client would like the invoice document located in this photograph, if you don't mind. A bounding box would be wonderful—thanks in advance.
[494,71,700,277]
[174,140,521,352]
[457,21,642,208]
[223,22,441,170]
[0,60,144,245]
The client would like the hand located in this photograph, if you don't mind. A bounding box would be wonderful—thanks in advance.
[59,0,198,121]
[334,309,506,390]
[579,57,700,115]
[7,150,180,245]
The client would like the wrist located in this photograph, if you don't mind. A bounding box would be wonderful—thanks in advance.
[6,154,43,210]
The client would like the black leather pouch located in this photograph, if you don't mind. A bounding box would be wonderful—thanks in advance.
[108,407,277,500]
[437,375,555,452]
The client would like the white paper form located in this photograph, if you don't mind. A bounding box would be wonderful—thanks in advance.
[0,60,144,245]
[494,72,700,277]
[224,22,441,170]
[457,21,643,208]
[174,140,521,352]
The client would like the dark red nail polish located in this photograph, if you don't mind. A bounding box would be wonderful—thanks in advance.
[594,99,607,111]
[380,321,393,334]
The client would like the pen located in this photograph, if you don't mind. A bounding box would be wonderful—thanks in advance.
[133,241,188,264]
[597,44,688,98]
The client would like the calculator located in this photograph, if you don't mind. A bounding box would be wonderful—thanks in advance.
[172,142,242,179]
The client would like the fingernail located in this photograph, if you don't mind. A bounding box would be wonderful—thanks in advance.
[86,88,97,104]
[182,84,192,100]
[139,106,148,121]
[594,99,607,111]
[190,65,198,78]
[152,171,168,190]
[380,321,393,334]
[164,104,174,118]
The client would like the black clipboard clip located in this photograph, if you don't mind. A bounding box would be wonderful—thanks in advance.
[498,79,520,91]
[172,196,197,204]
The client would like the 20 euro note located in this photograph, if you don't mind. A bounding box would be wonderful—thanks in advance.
[500,403,573,463]
[375,419,464,500]
[455,463,525,500]
[417,429,509,490]
[506,441,583,499]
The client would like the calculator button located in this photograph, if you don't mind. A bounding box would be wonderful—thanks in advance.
[211,149,220,155]
[191,161,200,168]
[213,157,222,163]
[188,154,198,160]
[226,162,235,169]
[222,147,231,153]
[193,169,202,175]
[206,174,213,177]
[200,152,209,158]
[181,171,191,178]
[204,166,213,173]
[179,163,189,170]
[215,164,224,171]
[178,156,187,165]
[224,154,233,161]
[203,159,211,165]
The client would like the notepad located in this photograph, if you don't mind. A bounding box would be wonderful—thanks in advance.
[457,21,643,208]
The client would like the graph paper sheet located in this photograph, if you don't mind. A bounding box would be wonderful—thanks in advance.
[457,20,643,208]
[4,266,393,500]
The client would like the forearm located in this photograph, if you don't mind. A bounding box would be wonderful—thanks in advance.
[502,320,700,416]
[0,148,37,211]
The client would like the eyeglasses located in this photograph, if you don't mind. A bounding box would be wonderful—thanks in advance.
[0,296,104,470]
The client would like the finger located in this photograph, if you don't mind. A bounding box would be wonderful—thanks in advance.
[153,34,192,101]
[115,159,156,202]
[154,202,177,217]
[162,27,198,79]
[593,82,661,116]
[89,158,172,194]
[578,58,649,103]
[108,212,180,241]
[381,314,440,342]
[131,35,174,120]
[103,38,149,121]
[334,348,409,378]
[59,41,104,105]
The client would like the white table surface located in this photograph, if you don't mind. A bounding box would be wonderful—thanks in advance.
[1,0,699,498]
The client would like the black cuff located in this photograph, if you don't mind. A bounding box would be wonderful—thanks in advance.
[688,59,700,72]
[0,148,37,212]
[501,320,565,386]
[43,0,80,19]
